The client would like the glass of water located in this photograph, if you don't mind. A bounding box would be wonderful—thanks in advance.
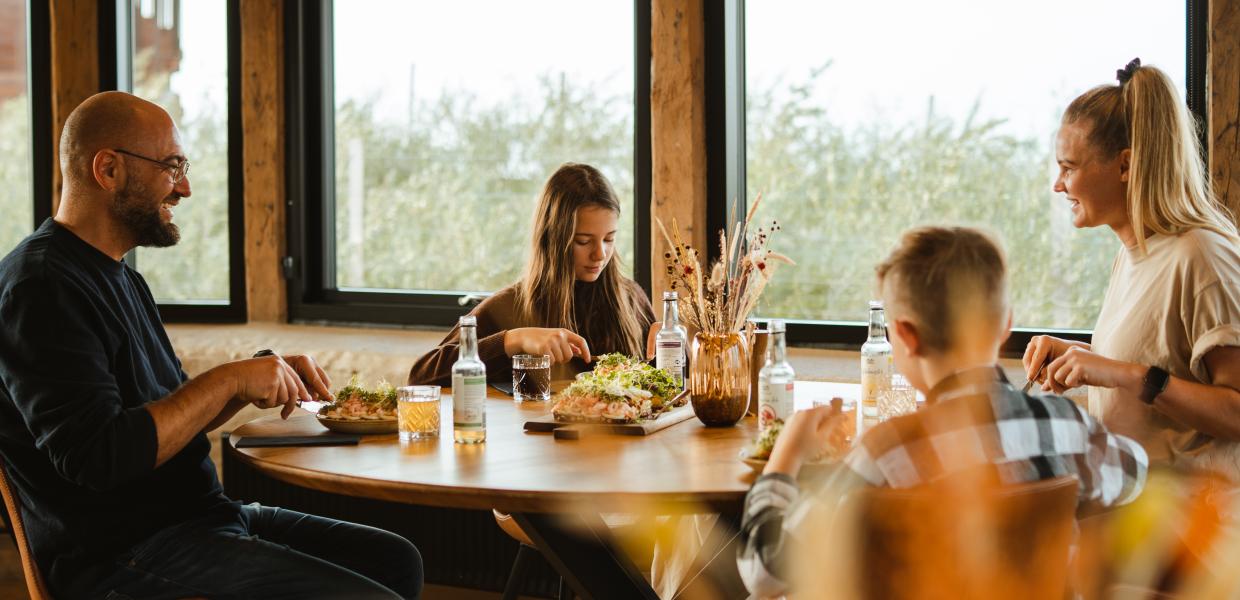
[397,385,441,441]
[512,354,551,402]
[877,375,917,422]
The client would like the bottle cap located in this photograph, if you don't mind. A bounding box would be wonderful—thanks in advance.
[459,315,477,327]
[868,300,883,310]
[769,319,786,333]
[663,291,678,300]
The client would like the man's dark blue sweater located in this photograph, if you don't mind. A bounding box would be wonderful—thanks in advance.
[0,219,237,597]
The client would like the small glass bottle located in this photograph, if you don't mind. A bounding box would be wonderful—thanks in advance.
[655,291,689,388]
[452,316,486,444]
[860,301,893,421]
[757,319,795,432]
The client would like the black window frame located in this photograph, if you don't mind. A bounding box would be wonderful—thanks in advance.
[101,0,248,324]
[284,0,653,327]
[28,0,52,228]
[709,0,1211,354]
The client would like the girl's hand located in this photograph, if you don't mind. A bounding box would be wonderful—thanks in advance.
[504,328,592,365]
[1043,346,1144,395]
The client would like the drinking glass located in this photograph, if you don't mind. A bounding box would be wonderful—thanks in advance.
[397,385,441,441]
[877,374,917,421]
[512,354,551,402]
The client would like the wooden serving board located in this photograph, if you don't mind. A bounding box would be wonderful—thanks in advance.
[524,394,695,440]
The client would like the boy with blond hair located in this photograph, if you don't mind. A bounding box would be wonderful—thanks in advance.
[737,226,1148,596]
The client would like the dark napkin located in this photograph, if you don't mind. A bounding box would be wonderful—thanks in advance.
[235,434,360,448]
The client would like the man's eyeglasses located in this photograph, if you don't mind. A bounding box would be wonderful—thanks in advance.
[113,149,191,184]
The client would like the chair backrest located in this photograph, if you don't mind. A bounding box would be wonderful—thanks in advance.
[0,458,52,600]
[851,473,1079,600]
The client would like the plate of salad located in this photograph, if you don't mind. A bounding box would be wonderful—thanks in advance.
[549,353,686,424]
[314,377,399,434]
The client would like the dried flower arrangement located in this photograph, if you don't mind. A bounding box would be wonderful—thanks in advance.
[657,193,794,335]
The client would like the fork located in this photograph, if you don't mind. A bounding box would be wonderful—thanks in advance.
[1021,360,1049,394]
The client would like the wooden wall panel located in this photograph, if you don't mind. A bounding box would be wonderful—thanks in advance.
[240,0,287,322]
[48,0,99,215]
[650,0,708,303]
[1210,0,1240,222]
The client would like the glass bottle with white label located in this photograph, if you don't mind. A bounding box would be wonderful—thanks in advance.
[860,301,892,421]
[452,315,486,444]
[655,291,688,388]
[757,319,795,431]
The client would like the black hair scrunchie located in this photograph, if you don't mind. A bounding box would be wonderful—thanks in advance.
[1117,57,1141,84]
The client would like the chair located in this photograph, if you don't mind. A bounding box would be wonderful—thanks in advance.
[493,510,572,600]
[846,473,1079,600]
[0,458,52,600]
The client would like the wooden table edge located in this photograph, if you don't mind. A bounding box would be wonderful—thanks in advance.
[223,439,748,514]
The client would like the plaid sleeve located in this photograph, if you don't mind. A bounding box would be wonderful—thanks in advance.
[737,473,800,597]
[1074,402,1148,506]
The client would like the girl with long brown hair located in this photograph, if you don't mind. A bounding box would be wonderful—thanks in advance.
[1024,59,1240,478]
[408,163,654,385]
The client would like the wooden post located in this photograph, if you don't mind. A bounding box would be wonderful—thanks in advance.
[240,0,287,322]
[1210,0,1240,223]
[48,0,99,215]
[650,0,708,304]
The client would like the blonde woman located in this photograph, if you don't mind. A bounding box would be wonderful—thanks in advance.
[1024,59,1240,477]
[408,163,654,386]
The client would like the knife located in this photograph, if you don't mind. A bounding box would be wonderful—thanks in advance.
[297,399,328,415]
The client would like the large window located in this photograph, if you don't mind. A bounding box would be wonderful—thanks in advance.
[120,0,244,320]
[289,0,649,325]
[0,0,33,252]
[744,1,1188,335]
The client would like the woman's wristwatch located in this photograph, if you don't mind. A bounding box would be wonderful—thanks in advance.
[1139,366,1170,405]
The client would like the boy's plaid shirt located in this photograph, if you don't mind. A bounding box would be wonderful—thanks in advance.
[737,366,1148,596]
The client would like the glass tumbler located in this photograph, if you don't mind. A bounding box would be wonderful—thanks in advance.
[512,354,551,402]
[397,385,441,441]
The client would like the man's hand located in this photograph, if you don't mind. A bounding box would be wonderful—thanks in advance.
[281,354,334,402]
[230,356,311,419]
[504,328,592,365]
[764,400,844,478]
[1043,346,1144,395]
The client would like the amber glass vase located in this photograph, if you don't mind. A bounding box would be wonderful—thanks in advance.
[688,331,751,427]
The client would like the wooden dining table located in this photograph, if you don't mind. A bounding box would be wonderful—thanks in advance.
[224,381,860,599]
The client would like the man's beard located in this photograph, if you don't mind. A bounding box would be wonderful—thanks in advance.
[112,178,180,248]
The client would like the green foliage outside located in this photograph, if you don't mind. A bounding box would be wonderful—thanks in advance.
[0,96,34,254]
[747,69,1115,330]
[132,49,231,303]
[332,74,635,292]
[0,63,1116,329]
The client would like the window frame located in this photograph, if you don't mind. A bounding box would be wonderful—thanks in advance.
[284,0,653,327]
[28,0,52,228]
[103,0,248,323]
[712,0,1210,354]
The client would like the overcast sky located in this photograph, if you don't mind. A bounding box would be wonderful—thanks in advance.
[173,0,1185,144]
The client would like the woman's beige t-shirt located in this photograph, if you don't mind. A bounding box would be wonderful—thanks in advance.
[1090,228,1240,474]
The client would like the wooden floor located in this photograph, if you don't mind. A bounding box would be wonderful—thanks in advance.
[0,540,29,600]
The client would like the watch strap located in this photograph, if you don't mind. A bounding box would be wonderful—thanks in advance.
[1139,366,1170,405]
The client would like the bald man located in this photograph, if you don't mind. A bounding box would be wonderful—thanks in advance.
[0,92,423,599]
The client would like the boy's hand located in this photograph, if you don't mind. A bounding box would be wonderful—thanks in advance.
[764,400,843,478]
